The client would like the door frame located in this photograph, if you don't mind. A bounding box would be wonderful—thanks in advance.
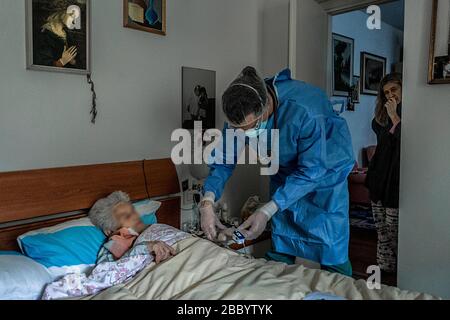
[288,0,398,95]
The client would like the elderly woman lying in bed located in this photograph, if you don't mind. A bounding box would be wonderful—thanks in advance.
[89,191,176,264]
[42,192,190,300]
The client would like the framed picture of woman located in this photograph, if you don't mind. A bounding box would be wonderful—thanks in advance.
[26,0,91,75]
[428,0,450,84]
[361,52,387,96]
[123,0,167,36]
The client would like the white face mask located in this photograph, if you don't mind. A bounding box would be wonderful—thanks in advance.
[244,119,268,138]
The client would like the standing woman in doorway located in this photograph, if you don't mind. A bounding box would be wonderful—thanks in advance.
[365,73,402,274]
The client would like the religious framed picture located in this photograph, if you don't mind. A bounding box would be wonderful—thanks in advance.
[182,67,216,131]
[360,52,386,96]
[428,0,450,84]
[26,0,91,75]
[123,0,166,36]
[332,33,354,97]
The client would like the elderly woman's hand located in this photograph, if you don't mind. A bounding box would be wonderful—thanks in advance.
[147,241,176,264]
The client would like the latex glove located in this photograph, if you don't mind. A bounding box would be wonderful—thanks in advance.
[217,227,236,242]
[199,201,226,241]
[238,201,278,240]
[238,211,268,241]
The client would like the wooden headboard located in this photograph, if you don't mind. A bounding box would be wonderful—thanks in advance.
[0,159,181,251]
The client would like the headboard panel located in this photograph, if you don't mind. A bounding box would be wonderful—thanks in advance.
[0,159,181,251]
[0,161,148,224]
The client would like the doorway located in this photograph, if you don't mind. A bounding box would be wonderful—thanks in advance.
[289,0,405,286]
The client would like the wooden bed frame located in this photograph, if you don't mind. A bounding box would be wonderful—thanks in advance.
[0,159,181,251]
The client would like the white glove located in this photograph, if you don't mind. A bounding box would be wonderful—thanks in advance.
[238,201,278,241]
[199,201,226,241]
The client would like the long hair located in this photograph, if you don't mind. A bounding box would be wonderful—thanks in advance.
[41,10,68,33]
[375,73,403,126]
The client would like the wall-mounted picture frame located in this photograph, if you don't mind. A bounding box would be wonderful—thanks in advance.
[182,67,216,130]
[428,0,450,84]
[26,0,91,75]
[332,33,354,97]
[123,0,166,36]
[361,52,386,96]
[351,75,360,103]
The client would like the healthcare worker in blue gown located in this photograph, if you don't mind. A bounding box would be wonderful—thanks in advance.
[199,67,355,276]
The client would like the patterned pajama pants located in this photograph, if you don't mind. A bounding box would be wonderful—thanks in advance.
[371,201,399,273]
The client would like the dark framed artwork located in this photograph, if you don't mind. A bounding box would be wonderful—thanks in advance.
[26,0,91,75]
[182,67,216,130]
[351,75,360,103]
[123,0,166,36]
[332,33,354,97]
[361,52,387,96]
[428,0,450,84]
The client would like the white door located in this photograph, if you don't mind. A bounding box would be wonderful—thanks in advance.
[290,0,330,92]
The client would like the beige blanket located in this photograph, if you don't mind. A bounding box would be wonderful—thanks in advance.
[81,237,437,300]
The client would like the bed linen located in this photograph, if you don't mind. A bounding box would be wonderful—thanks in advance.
[42,224,190,300]
[74,236,437,300]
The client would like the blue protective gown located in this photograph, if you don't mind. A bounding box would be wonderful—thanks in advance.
[203,69,355,266]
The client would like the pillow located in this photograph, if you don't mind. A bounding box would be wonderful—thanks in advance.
[18,217,106,279]
[133,199,161,225]
[0,252,53,300]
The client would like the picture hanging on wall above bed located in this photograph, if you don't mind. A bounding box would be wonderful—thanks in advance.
[26,0,91,75]
[428,0,450,84]
[332,33,354,97]
[360,52,386,96]
[182,67,216,130]
[123,0,166,36]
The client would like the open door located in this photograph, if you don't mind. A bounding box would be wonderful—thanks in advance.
[290,0,330,91]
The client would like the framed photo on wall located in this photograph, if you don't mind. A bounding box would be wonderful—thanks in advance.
[428,0,450,84]
[332,33,354,97]
[182,67,216,130]
[123,0,166,36]
[26,0,91,75]
[361,52,387,96]
[351,75,360,103]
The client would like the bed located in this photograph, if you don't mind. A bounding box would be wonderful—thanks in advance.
[0,159,438,300]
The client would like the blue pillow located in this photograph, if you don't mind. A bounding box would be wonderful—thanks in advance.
[133,199,160,225]
[18,218,106,279]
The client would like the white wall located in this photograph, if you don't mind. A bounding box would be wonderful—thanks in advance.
[0,0,265,171]
[0,0,272,222]
[398,0,450,299]
[332,11,403,165]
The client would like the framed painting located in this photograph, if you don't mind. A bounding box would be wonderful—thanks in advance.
[332,33,354,97]
[351,75,360,103]
[26,0,91,75]
[182,67,216,130]
[124,0,166,36]
[428,0,450,84]
[361,52,386,96]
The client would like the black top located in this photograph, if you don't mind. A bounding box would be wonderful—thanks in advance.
[34,28,80,69]
[365,106,402,208]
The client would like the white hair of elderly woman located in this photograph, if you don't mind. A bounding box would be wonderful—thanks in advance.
[89,191,130,232]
